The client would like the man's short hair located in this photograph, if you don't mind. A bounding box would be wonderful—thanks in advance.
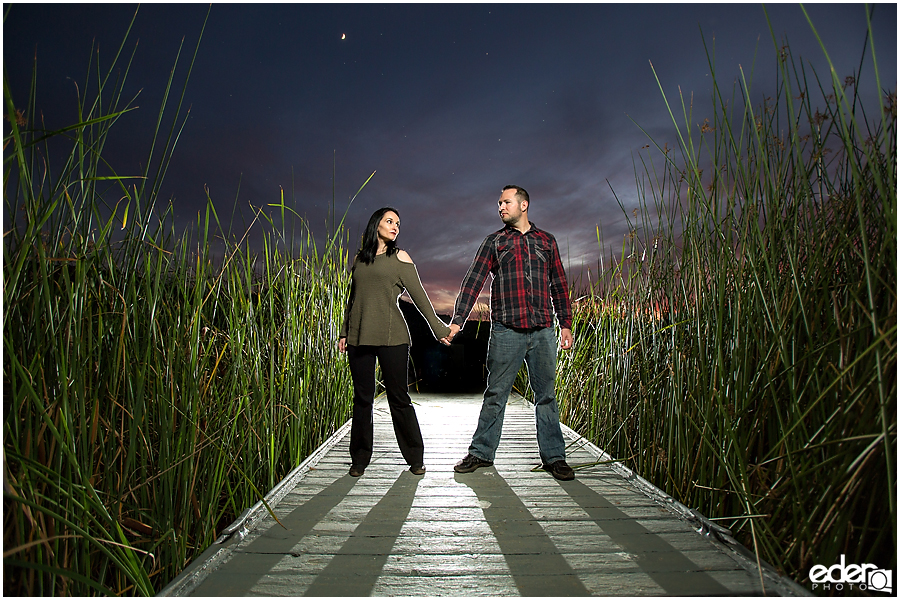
[503,184,529,205]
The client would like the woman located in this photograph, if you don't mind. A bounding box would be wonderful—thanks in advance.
[338,207,451,477]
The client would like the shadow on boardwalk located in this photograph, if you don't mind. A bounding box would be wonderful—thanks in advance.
[160,394,809,597]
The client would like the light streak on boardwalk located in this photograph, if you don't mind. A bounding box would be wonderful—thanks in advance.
[160,394,810,597]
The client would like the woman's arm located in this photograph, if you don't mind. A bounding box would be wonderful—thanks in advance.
[397,251,452,340]
[338,260,357,348]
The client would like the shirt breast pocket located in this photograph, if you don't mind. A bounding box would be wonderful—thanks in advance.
[496,242,514,264]
[533,242,549,263]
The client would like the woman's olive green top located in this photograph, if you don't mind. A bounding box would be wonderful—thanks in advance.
[340,251,451,347]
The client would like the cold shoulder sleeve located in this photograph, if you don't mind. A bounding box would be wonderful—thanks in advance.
[397,260,451,341]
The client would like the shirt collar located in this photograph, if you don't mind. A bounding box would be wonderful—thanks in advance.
[502,222,539,236]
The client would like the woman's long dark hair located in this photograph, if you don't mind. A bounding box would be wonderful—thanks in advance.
[356,207,400,265]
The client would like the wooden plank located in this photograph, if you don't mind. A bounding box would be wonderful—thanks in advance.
[161,393,808,597]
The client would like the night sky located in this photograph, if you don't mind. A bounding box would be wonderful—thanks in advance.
[4,3,896,313]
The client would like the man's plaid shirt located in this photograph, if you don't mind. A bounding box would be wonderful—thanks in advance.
[451,223,572,331]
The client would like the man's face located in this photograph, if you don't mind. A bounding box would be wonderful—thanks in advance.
[498,189,526,225]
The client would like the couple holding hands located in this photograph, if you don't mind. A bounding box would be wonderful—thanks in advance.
[338,185,576,481]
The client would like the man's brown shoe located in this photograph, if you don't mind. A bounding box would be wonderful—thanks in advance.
[454,453,494,473]
[543,460,575,481]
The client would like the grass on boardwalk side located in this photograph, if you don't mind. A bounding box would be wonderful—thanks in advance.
[553,6,895,588]
[3,8,355,595]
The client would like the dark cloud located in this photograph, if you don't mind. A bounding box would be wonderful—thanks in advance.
[4,3,895,312]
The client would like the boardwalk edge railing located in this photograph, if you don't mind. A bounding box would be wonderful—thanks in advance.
[558,422,812,597]
[156,420,354,597]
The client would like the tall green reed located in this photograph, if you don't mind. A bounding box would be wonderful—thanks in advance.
[4,9,356,595]
[556,8,895,588]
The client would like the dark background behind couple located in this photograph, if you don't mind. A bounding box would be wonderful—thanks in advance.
[400,300,490,393]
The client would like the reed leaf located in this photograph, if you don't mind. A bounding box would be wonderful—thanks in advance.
[3,9,355,595]
[557,6,895,587]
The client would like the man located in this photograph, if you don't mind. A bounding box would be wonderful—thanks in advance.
[443,185,575,481]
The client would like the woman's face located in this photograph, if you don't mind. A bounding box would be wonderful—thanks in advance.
[377,211,400,244]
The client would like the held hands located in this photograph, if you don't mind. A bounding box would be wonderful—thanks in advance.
[440,324,461,346]
[438,325,569,348]
[559,328,574,350]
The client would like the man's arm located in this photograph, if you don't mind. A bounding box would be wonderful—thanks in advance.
[450,236,494,329]
[546,235,574,350]
[546,235,572,331]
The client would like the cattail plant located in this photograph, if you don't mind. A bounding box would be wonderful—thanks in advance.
[3,9,357,595]
[557,6,895,587]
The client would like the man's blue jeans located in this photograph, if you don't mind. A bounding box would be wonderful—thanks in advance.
[468,322,567,465]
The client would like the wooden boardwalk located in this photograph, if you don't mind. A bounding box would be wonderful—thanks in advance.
[160,393,808,597]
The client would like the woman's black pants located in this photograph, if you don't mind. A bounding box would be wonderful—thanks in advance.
[347,344,424,468]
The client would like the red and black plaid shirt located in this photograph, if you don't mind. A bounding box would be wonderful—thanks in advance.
[452,223,572,331]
